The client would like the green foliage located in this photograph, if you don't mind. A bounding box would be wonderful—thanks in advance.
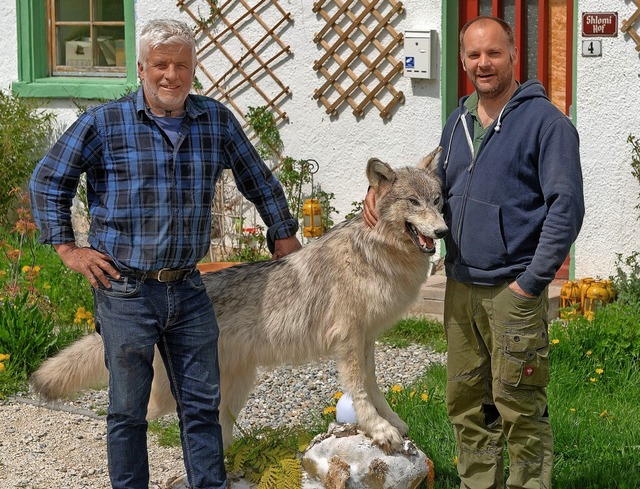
[148,418,182,447]
[345,200,364,220]
[0,221,92,397]
[257,458,302,489]
[611,251,640,308]
[246,106,283,163]
[0,90,55,225]
[245,106,339,236]
[0,294,57,388]
[226,425,313,485]
[379,316,447,353]
[628,134,640,218]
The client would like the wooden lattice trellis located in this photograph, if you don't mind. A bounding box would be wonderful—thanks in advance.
[312,0,405,119]
[622,0,640,51]
[177,0,293,126]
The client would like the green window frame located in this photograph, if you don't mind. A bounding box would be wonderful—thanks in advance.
[12,0,138,99]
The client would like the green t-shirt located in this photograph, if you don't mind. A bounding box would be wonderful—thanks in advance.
[463,91,487,157]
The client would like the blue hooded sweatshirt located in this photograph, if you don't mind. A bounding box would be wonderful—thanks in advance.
[438,80,585,296]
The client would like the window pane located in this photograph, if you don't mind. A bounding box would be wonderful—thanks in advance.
[95,0,125,22]
[58,25,92,68]
[479,0,493,17]
[56,0,90,22]
[503,1,515,30]
[96,27,126,67]
[526,0,539,81]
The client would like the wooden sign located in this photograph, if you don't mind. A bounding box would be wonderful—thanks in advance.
[582,12,618,37]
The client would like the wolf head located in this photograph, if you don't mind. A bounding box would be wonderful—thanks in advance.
[366,147,448,254]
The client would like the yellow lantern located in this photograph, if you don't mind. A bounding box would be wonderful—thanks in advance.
[560,280,581,309]
[583,280,610,317]
[303,198,323,238]
[578,277,594,312]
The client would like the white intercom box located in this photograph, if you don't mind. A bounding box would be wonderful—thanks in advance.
[403,30,436,79]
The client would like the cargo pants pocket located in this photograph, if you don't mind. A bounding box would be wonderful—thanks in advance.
[499,291,550,388]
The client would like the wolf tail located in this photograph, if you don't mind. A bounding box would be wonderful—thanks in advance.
[31,332,108,400]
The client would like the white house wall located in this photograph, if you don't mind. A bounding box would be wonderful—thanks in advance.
[575,1,640,280]
[2,0,638,280]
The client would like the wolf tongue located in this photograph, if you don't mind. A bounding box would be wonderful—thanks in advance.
[419,233,434,249]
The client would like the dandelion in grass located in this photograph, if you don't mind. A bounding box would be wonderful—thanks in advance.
[586,350,592,357]
[551,338,560,345]
[569,408,576,413]
[0,363,5,372]
[0,354,10,362]
[409,391,416,398]
[595,368,604,375]
[323,406,336,416]
[421,393,429,402]
[453,455,458,465]
[333,391,343,400]
[590,377,597,383]
[600,409,609,418]
[391,384,403,393]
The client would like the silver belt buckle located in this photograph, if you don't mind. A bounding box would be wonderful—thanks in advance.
[156,268,173,283]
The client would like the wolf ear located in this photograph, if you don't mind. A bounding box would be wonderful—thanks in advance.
[367,157,397,188]
[417,146,442,173]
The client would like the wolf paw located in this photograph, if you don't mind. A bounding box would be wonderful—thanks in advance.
[369,421,404,455]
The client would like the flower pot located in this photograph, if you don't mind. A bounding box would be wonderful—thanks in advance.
[196,262,240,274]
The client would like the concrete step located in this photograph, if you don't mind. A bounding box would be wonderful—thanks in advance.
[406,274,562,323]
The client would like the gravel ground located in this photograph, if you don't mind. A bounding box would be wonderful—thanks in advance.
[1,343,446,489]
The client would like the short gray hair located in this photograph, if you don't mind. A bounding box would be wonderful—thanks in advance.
[138,19,196,65]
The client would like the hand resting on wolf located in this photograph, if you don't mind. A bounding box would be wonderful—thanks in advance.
[31,148,447,454]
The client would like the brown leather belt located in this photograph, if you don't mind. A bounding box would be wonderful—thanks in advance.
[124,268,195,283]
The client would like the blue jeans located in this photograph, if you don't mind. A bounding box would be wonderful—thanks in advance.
[93,269,226,489]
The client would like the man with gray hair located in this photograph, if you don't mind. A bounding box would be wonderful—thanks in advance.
[30,18,301,488]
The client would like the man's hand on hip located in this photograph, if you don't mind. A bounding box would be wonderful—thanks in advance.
[54,242,120,289]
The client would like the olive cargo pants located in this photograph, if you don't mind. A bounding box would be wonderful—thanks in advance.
[444,279,553,489]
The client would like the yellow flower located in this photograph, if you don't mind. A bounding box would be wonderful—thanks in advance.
[600,409,608,418]
[333,391,343,400]
[43,283,51,290]
[590,377,597,383]
[595,368,604,375]
[0,354,10,362]
[409,391,416,398]
[551,338,560,345]
[586,350,592,356]
[421,393,429,402]
[569,408,576,413]
[391,384,403,393]
[22,265,31,273]
[323,406,336,415]
[0,363,4,371]
[453,455,458,465]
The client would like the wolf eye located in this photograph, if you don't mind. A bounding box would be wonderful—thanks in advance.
[408,198,421,206]
[434,196,441,205]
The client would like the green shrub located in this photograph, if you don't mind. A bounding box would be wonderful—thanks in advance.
[0,294,57,386]
[0,90,55,225]
[611,251,640,308]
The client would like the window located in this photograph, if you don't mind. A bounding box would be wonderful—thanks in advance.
[13,0,137,99]
[52,0,126,77]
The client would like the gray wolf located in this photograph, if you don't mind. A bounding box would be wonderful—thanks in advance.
[31,148,447,454]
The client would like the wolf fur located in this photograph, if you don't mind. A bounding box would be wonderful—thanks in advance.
[31,148,447,454]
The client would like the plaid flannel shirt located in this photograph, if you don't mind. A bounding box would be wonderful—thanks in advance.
[29,88,297,271]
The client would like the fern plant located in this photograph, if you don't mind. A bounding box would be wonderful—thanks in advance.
[225,425,313,487]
